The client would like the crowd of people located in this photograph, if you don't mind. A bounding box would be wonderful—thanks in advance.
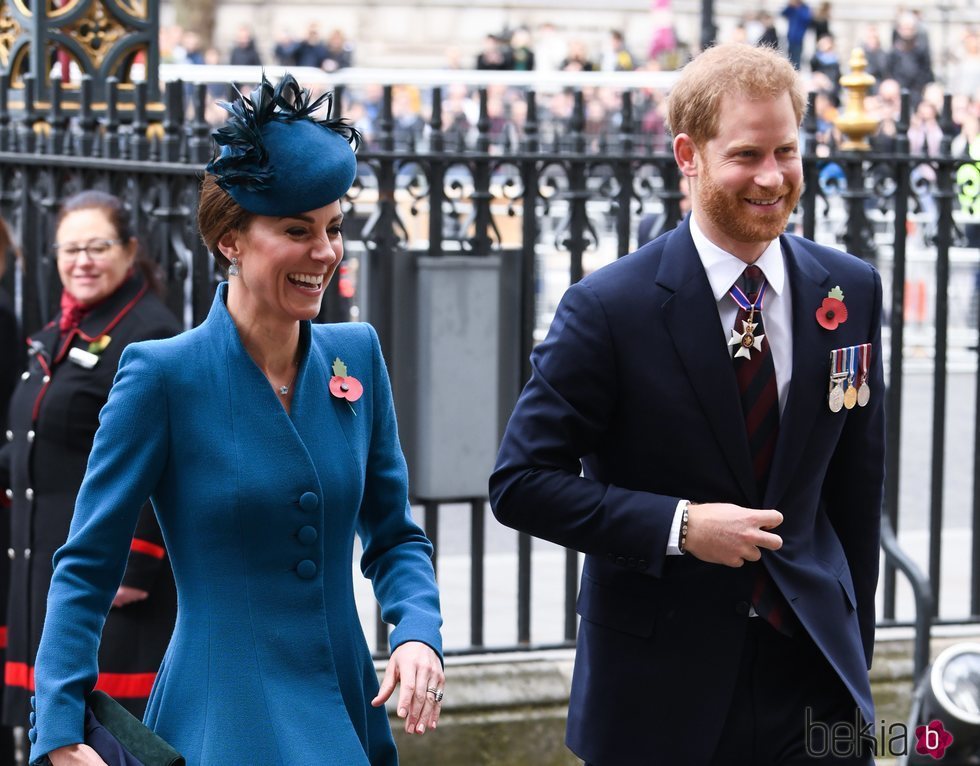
[169,6,980,173]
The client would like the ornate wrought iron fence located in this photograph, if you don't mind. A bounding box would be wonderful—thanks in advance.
[0,72,976,664]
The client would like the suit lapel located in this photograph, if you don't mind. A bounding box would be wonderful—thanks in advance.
[657,220,758,504]
[764,236,832,506]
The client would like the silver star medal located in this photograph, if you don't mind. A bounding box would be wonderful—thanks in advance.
[728,319,764,360]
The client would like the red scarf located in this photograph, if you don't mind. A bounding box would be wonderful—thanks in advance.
[58,290,94,334]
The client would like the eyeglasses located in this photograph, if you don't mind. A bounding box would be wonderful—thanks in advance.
[53,238,123,261]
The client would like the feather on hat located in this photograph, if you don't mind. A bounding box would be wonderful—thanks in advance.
[207,73,360,216]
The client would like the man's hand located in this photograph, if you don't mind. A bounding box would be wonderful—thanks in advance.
[684,503,783,567]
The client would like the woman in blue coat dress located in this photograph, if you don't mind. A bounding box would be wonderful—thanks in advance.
[29,75,445,766]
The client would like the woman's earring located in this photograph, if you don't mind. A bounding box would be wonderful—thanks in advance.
[229,257,240,277]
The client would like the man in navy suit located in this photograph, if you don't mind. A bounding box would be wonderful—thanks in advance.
[490,43,884,765]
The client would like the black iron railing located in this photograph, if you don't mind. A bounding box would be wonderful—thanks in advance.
[0,72,974,663]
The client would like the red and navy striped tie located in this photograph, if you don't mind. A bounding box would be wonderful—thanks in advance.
[733,265,795,635]
[734,265,780,493]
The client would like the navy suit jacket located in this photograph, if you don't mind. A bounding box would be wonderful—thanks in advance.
[490,218,885,765]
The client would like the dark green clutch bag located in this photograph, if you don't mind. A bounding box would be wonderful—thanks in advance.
[86,691,185,766]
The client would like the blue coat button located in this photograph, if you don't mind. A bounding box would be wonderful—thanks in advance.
[27,728,36,743]
[298,526,318,545]
[299,492,319,512]
[29,712,35,726]
[297,560,317,579]
[30,695,35,710]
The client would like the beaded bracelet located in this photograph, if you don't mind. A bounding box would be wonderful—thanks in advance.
[679,502,690,554]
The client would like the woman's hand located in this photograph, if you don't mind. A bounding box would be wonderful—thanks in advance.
[111,586,149,608]
[48,743,109,765]
[370,641,444,735]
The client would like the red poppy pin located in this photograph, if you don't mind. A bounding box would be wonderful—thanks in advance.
[329,357,363,414]
[816,286,848,331]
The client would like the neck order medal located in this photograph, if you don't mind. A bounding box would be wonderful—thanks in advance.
[728,280,769,360]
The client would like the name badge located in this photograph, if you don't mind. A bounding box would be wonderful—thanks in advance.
[68,347,100,369]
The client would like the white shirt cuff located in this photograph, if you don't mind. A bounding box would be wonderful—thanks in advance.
[667,499,689,555]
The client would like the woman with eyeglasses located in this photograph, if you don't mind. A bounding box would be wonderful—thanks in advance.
[0,191,179,739]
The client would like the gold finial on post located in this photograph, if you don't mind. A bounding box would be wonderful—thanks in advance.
[834,48,880,151]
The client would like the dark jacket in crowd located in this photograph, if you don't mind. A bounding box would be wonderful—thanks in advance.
[887,38,934,103]
[295,41,329,68]
[230,41,263,67]
[758,26,780,50]
[0,276,179,725]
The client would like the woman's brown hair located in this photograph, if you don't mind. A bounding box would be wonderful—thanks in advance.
[197,174,255,271]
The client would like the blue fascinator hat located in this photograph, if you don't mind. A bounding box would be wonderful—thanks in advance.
[206,73,360,217]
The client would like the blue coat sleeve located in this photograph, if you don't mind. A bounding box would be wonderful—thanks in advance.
[31,343,169,763]
[355,325,443,660]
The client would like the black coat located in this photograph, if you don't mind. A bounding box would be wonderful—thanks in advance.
[0,290,21,434]
[0,277,179,725]
[0,289,23,752]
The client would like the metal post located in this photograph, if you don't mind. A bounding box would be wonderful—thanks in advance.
[700,0,717,51]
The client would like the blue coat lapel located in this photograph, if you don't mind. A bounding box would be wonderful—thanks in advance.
[655,220,758,504]
[764,236,832,507]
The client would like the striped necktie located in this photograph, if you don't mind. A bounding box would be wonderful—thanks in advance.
[733,265,779,493]
[733,264,795,635]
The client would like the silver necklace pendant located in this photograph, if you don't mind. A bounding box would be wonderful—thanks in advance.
[279,385,289,396]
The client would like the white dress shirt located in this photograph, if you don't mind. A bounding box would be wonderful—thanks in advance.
[667,214,795,554]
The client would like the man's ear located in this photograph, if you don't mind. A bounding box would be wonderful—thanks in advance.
[673,134,700,178]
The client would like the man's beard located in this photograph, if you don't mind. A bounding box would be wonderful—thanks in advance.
[697,163,802,248]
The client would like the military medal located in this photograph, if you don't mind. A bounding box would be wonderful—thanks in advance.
[843,346,858,410]
[828,348,846,413]
[856,343,871,407]
[728,280,768,360]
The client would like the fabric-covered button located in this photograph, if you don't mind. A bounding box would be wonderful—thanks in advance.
[296,560,317,579]
[297,526,318,545]
[25,488,34,501]
[29,712,35,726]
[30,695,35,710]
[27,430,35,443]
[299,492,319,512]
[27,728,36,743]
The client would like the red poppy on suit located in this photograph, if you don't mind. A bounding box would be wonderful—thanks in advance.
[816,287,848,330]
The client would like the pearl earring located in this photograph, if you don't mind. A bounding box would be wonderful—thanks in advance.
[229,257,240,277]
